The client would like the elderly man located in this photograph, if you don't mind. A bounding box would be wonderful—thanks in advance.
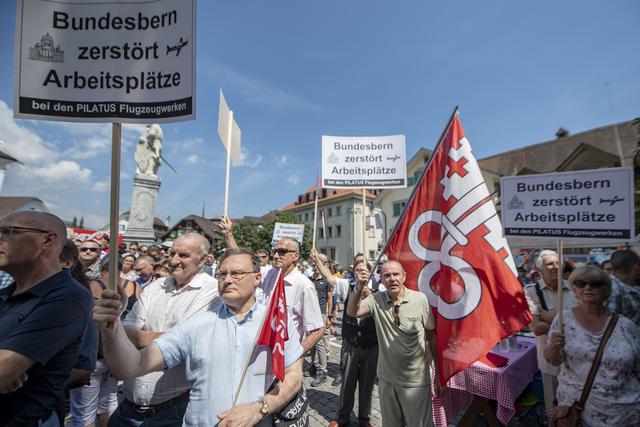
[94,248,303,426]
[107,233,219,427]
[133,255,156,289]
[0,212,93,426]
[347,261,436,427]
[79,239,103,280]
[260,238,324,354]
[524,250,579,417]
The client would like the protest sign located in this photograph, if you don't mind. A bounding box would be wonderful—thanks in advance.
[501,167,634,240]
[13,0,195,123]
[272,223,305,245]
[321,135,406,188]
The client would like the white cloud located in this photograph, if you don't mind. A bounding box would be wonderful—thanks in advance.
[186,154,200,164]
[92,179,109,192]
[235,148,262,168]
[0,101,57,164]
[287,174,300,185]
[28,160,93,186]
[275,155,288,166]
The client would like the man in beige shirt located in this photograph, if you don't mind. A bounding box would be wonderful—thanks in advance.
[347,260,436,427]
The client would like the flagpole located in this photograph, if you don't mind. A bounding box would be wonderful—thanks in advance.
[557,239,564,330]
[322,211,328,255]
[108,122,121,292]
[362,189,367,261]
[368,106,459,276]
[223,111,233,218]
[312,172,320,249]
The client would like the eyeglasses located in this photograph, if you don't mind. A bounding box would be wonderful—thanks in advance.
[573,279,605,289]
[79,247,100,253]
[393,304,401,326]
[0,226,51,240]
[214,270,257,281]
[272,248,296,256]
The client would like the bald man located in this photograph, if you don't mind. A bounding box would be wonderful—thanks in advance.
[347,260,437,427]
[0,211,93,426]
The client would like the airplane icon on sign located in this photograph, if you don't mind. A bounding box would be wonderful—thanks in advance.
[599,196,624,206]
[166,38,188,56]
[387,155,400,162]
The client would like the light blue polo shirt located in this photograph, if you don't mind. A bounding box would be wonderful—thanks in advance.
[155,302,303,427]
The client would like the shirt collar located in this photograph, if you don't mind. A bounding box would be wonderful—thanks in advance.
[221,301,260,323]
[0,269,69,299]
[384,288,410,305]
[161,273,205,291]
[538,278,569,291]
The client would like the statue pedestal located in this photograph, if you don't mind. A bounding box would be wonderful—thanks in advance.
[124,174,161,245]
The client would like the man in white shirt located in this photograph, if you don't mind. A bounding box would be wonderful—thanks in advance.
[524,250,579,418]
[260,238,324,354]
[108,233,219,427]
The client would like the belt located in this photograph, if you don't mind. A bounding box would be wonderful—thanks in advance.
[124,392,189,416]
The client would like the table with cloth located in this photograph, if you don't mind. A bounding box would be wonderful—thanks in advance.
[432,336,538,426]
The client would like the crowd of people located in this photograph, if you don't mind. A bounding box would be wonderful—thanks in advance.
[0,210,638,427]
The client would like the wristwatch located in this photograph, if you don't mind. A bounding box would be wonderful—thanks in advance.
[258,398,269,417]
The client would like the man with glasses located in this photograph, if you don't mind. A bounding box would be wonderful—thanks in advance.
[79,239,102,280]
[107,233,218,427]
[128,242,139,258]
[133,256,156,288]
[94,248,303,426]
[260,238,324,355]
[256,249,272,278]
[0,211,93,427]
[310,249,379,427]
[347,261,436,427]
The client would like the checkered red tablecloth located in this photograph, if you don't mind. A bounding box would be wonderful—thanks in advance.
[432,336,538,426]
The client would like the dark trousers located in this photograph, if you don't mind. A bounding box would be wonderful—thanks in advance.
[337,341,378,425]
[107,394,188,427]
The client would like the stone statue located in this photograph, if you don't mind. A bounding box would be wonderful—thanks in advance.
[135,124,163,176]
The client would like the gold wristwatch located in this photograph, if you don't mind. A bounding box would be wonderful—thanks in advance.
[258,398,269,417]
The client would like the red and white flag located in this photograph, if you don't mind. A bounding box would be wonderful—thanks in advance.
[385,112,531,386]
[256,271,289,382]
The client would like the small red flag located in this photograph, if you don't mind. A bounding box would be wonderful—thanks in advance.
[385,112,531,386]
[256,271,289,382]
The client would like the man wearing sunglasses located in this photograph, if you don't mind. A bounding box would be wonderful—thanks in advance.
[524,249,579,417]
[260,238,324,355]
[347,260,436,427]
[79,239,102,280]
[0,211,93,427]
[108,233,219,427]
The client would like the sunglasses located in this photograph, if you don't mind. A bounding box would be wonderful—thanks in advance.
[80,247,100,253]
[272,248,296,256]
[573,279,605,289]
[0,226,51,240]
[393,304,401,326]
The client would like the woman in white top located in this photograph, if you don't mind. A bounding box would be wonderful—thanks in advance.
[545,265,640,426]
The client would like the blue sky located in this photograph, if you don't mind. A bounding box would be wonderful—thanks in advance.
[0,0,638,228]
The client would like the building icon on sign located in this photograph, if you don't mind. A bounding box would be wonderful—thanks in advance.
[326,152,340,164]
[507,195,524,210]
[29,33,64,63]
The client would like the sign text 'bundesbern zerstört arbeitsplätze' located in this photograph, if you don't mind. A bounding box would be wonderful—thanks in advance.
[13,0,195,123]
[501,167,635,240]
[321,135,406,189]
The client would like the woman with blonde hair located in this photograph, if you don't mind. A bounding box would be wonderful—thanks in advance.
[544,265,640,426]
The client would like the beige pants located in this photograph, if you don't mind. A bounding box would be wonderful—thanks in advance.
[542,372,559,414]
[379,378,433,427]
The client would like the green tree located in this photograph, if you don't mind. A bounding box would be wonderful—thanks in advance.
[79,217,84,228]
[72,216,77,227]
[231,211,313,259]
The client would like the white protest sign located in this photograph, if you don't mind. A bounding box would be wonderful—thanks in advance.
[272,223,305,245]
[501,167,634,240]
[217,89,242,166]
[13,0,195,123]
[322,135,406,188]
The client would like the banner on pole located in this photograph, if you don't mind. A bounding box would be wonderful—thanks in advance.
[217,89,242,165]
[321,135,406,188]
[13,0,195,123]
[272,222,305,245]
[501,167,634,240]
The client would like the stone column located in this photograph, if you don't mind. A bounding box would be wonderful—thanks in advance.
[124,174,161,245]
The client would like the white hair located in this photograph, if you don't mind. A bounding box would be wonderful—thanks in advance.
[535,250,558,270]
